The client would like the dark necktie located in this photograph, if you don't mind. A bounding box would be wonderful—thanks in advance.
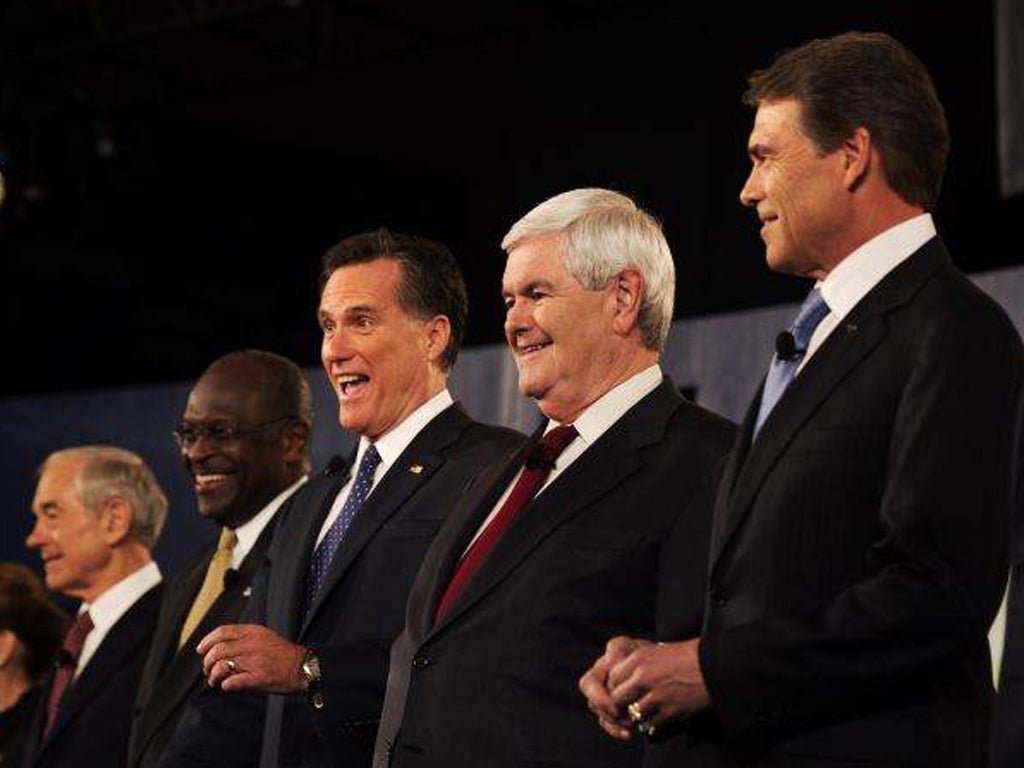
[754,288,830,438]
[434,424,578,623]
[44,610,94,738]
[302,444,381,620]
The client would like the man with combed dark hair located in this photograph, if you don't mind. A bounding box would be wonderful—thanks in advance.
[24,445,168,768]
[161,229,523,768]
[128,350,312,768]
[373,189,734,768]
[580,32,1024,768]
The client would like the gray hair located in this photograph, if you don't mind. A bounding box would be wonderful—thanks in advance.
[501,188,675,351]
[41,446,168,549]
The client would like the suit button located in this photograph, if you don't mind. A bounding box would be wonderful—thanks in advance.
[385,738,394,754]
[311,692,325,709]
[411,656,431,669]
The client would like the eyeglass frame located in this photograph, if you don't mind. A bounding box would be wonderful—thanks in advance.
[172,416,298,449]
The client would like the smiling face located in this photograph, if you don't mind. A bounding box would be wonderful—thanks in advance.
[26,456,113,602]
[319,258,445,441]
[739,99,850,279]
[179,361,297,528]
[502,232,623,423]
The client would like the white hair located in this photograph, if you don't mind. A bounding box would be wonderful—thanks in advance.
[41,445,168,549]
[501,188,675,350]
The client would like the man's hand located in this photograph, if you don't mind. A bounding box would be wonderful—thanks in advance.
[197,624,306,694]
[606,637,710,730]
[579,636,647,740]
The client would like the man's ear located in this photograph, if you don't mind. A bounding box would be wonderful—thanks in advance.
[841,126,872,192]
[0,629,17,669]
[611,269,645,337]
[280,420,311,465]
[101,497,134,545]
[423,315,452,365]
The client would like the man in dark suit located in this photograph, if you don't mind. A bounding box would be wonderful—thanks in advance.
[23,445,168,768]
[128,350,313,768]
[581,32,1024,767]
[164,229,523,768]
[373,189,734,768]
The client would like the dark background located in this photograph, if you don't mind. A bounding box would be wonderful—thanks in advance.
[1,0,1021,399]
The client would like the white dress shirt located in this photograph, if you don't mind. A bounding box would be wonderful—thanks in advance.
[314,389,454,548]
[465,365,663,550]
[76,560,162,677]
[800,213,937,372]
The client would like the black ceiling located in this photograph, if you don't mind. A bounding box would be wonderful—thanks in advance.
[1,0,1019,397]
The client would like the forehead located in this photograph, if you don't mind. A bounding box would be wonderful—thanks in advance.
[319,258,404,313]
[749,98,806,147]
[502,232,573,290]
[33,456,85,504]
[185,366,267,422]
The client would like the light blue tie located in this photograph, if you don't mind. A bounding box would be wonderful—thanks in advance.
[754,289,830,439]
[302,444,381,620]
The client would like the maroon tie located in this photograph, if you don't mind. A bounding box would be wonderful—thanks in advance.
[434,424,578,622]
[44,610,93,738]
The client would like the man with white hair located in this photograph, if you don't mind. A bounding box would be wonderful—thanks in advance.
[23,445,167,768]
[373,188,734,768]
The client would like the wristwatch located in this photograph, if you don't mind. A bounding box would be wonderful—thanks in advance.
[299,648,323,708]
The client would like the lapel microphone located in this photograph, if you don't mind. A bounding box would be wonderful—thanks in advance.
[775,331,798,361]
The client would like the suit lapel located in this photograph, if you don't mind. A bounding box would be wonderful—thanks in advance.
[429,380,681,637]
[300,405,472,635]
[44,584,162,747]
[266,470,350,637]
[711,238,950,569]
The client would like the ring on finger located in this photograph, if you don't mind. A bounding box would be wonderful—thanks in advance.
[627,701,644,724]
[225,658,238,673]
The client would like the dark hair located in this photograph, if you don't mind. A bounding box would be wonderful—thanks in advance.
[204,349,314,471]
[0,563,68,681]
[744,31,949,210]
[319,228,468,370]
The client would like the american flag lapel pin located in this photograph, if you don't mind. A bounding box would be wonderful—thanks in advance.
[409,464,424,474]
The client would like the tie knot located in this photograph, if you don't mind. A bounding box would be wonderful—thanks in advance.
[541,424,578,461]
[790,289,830,350]
[62,610,94,662]
[218,527,238,552]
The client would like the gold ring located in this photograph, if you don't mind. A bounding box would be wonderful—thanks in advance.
[225,659,238,673]
[638,719,657,737]
[627,701,644,724]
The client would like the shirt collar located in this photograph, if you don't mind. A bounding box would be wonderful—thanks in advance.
[80,560,162,633]
[231,475,307,568]
[819,213,936,318]
[356,388,454,470]
[546,364,662,446]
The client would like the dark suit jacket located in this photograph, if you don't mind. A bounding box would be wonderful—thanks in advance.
[699,238,1024,767]
[22,582,163,768]
[128,515,280,768]
[989,390,1024,768]
[159,403,523,768]
[375,378,735,768]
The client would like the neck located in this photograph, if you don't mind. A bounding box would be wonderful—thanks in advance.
[818,192,924,278]
[74,546,152,604]
[544,346,658,424]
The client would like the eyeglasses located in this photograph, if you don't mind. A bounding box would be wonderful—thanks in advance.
[172,417,295,448]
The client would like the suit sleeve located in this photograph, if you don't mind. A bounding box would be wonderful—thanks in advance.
[700,302,1024,743]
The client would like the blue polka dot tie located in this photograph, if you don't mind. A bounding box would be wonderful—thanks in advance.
[302,444,381,621]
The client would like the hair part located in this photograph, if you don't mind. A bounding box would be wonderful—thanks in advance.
[320,228,468,370]
[41,446,168,549]
[502,188,675,351]
[744,31,949,210]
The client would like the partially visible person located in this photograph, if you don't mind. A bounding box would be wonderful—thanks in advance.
[128,350,312,768]
[159,228,524,768]
[373,188,734,768]
[23,446,167,768]
[581,32,1024,768]
[0,563,67,767]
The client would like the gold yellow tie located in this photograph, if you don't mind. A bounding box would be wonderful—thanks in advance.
[178,527,238,648]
